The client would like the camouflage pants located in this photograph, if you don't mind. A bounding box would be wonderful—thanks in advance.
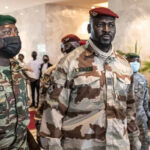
[138,122,149,150]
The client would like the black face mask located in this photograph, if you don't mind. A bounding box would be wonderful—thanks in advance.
[0,36,21,59]
[43,59,48,63]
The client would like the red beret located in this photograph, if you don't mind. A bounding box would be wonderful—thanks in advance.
[61,34,80,43]
[89,7,119,18]
[79,40,86,46]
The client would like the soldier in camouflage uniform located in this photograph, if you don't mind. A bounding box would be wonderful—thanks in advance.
[126,53,150,150]
[35,34,81,147]
[0,15,30,149]
[40,34,81,98]
[39,7,141,150]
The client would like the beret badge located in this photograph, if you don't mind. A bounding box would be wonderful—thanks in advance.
[91,11,98,16]
[64,37,70,42]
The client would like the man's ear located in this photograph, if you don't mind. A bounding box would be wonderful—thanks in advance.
[87,24,91,34]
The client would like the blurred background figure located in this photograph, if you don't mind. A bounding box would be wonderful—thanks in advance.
[61,34,80,54]
[18,53,25,66]
[39,54,52,79]
[17,53,36,108]
[126,53,150,150]
[40,34,81,97]
[27,51,41,108]
[17,53,35,76]
[38,54,52,113]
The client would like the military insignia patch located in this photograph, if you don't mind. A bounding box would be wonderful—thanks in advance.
[0,86,4,91]
[64,37,70,42]
[75,67,93,72]
[91,11,98,16]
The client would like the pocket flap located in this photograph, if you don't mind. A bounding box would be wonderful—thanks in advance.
[74,76,100,86]
[117,76,130,84]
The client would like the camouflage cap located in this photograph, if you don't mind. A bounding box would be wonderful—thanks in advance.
[0,15,16,26]
[126,53,140,59]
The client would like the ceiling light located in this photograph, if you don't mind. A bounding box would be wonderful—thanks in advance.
[5,6,8,9]
[91,6,95,9]
[77,21,89,35]
[94,2,108,8]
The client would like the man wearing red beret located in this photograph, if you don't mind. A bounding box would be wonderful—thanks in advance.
[61,34,81,53]
[38,33,81,99]
[39,7,141,150]
[35,34,81,147]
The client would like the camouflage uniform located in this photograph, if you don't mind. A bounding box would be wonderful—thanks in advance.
[36,64,56,119]
[35,65,56,147]
[40,64,56,96]
[40,39,140,150]
[134,72,149,150]
[0,59,30,150]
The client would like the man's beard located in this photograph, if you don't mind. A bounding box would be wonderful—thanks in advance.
[99,34,113,45]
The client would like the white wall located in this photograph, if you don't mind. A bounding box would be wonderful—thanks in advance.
[6,4,46,63]
[45,4,89,63]
[109,0,150,61]
[5,4,90,64]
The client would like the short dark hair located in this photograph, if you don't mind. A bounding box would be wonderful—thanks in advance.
[32,51,37,55]
[18,53,24,58]
[43,54,49,60]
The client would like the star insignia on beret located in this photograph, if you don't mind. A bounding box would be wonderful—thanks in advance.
[91,11,98,16]
[64,37,70,42]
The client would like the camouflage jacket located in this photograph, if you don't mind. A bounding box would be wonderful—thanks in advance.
[0,59,30,150]
[35,65,56,120]
[134,72,149,124]
[40,64,56,95]
[40,39,140,150]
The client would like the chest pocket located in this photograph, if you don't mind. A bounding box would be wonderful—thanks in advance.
[113,76,130,110]
[0,83,12,126]
[134,81,145,97]
[72,75,101,104]
[114,75,130,95]
[74,76,100,88]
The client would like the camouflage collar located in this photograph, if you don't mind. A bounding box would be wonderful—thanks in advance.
[10,58,19,65]
[83,41,96,56]
[10,58,22,72]
[86,38,114,59]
